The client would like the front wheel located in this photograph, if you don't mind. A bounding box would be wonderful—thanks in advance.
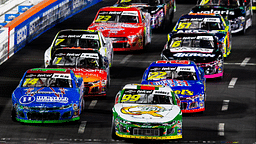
[111,117,120,140]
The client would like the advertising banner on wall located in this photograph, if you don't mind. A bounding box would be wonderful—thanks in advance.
[1,0,101,65]
[0,28,9,65]
[14,0,101,53]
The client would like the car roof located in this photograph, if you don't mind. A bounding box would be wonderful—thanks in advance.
[99,6,141,12]
[27,68,71,74]
[122,84,172,91]
[52,48,100,56]
[57,29,99,35]
[181,13,221,18]
[171,32,215,37]
[149,60,197,67]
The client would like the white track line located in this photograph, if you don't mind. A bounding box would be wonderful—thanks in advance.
[119,55,132,64]
[78,121,87,133]
[221,100,230,111]
[228,78,238,88]
[88,100,97,109]
[240,57,251,67]
[218,123,225,136]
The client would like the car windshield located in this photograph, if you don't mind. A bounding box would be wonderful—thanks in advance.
[147,66,198,80]
[121,89,173,104]
[22,73,72,88]
[95,11,139,23]
[53,34,100,49]
[199,0,240,6]
[177,17,222,30]
[169,36,215,49]
[51,52,102,69]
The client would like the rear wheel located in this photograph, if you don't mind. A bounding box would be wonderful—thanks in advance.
[81,98,86,111]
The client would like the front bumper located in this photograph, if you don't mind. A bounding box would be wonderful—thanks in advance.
[116,132,182,140]
[14,106,80,123]
[197,61,223,79]
[110,37,143,51]
[179,97,205,113]
[84,83,106,97]
[113,120,182,140]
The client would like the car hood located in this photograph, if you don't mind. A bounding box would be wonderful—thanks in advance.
[88,23,143,37]
[13,87,77,107]
[143,79,204,97]
[114,103,180,123]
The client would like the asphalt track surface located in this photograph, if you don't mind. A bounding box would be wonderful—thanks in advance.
[0,0,255,143]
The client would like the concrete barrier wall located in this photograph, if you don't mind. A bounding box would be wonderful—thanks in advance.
[0,0,102,65]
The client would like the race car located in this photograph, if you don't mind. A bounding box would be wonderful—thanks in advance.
[112,84,182,140]
[114,0,176,30]
[253,0,256,10]
[48,48,109,97]
[44,29,113,68]
[88,6,151,51]
[190,0,253,34]
[141,60,206,113]
[161,33,224,79]
[11,68,85,123]
[171,13,231,57]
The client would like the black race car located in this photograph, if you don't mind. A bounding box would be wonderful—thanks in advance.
[161,33,224,79]
[190,0,253,34]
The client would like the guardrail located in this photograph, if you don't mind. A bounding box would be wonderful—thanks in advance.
[0,0,102,65]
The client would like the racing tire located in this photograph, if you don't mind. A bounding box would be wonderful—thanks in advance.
[11,107,17,122]
[142,36,147,51]
[239,24,246,35]
[111,117,120,140]
[81,98,86,111]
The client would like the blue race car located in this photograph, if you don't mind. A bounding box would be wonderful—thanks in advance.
[141,60,206,113]
[11,68,85,123]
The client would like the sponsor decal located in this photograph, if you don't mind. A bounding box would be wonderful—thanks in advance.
[19,95,36,104]
[36,96,68,103]
[195,9,235,15]
[81,34,99,39]
[200,102,204,107]
[121,11,138,16]
[121,105,166,117]
[151,79,191,87]
[170,47,214,53]
[97,27,124,31]
[173,53,215,57]
[174,89,194,96]
[203,18,220,22]
[20,87,69,104]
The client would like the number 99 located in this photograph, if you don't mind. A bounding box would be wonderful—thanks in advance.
[121,94,140,102]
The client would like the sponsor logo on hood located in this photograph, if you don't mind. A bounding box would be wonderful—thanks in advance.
[19,87,69,104]
[151,79,191,87]
[121,105,167,117]
[170,47,214,53]
[173,53,215,57]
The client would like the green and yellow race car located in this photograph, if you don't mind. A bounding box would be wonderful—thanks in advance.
[112,84,182,140]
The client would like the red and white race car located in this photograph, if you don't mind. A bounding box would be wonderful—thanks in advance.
[88,6,151,51]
